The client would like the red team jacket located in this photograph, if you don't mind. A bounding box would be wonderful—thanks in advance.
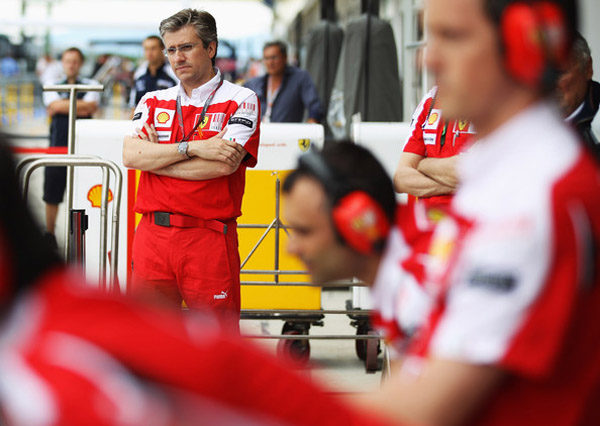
[406,101,600,425]
[0,268,388,426]
[403,87,475,211]
[131,70,260,220]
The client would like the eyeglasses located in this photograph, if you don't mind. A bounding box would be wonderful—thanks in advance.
[164,42,201,57]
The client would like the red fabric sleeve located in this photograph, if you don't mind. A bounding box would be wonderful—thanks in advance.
[403,95,433,156]
[37,272,390,426]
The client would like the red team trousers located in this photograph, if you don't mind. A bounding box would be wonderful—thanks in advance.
[131,214,240,329]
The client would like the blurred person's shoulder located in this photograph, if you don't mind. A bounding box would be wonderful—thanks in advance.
[243,75,264,92]
[455,101,588,220]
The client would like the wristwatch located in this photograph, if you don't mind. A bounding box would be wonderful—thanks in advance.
[177,141,191,159]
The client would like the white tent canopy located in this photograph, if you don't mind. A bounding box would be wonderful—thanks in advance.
[0,0,273,40]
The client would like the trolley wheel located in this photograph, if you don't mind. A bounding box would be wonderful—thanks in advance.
[355,323,369,361]
[277,331,311,364]
[365,330,380,372]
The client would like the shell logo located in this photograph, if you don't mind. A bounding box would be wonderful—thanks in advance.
[428,112,439,125]
[87,184,113,208]
[156,111,171,124]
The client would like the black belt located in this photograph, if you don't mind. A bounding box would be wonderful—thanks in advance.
[149,212,229,234]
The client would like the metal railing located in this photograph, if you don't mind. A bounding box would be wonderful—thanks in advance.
[18,154,123,290]
[42,84,105,263]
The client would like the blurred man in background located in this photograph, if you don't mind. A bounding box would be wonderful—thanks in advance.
[129,35,178,112]
[42,47,99,247]
[244,40,323,123]
[557,31,600,145]
[394,86,475,220]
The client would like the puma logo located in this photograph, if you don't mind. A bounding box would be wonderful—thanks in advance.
[213,291,228,300]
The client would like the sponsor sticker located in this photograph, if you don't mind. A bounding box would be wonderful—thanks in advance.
[423,132,436,145]
[154,108,175,127]
[228,116,254,128]
[234,101,258,119]
[351,209,380,240]
[132,112,142,121]
[423,109,442,130]
[157,131,172,142]
[298,138,311,152]
[455,120,475,134]
[468,269,517,293]
[194,112,226,132]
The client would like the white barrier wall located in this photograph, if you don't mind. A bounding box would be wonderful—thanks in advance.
[72,120,324,290]
[351,121,411,179]
[254,123,324,170]
[74,120,131,290]
[351,121,411,310]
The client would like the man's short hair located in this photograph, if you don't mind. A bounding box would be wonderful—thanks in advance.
[571,31,592,71]
[62,47,84,62]
[159,9,218,66]
[283,141,396,232]
[263,40,288,58]
[144,35,165,50]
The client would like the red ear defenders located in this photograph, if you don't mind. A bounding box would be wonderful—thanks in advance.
[501,1,570,88]
[298,152,391,255]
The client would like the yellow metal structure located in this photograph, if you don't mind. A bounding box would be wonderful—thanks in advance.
[239,169,321,310]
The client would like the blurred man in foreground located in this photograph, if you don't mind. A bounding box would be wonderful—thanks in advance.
[286,0,600,424]
[557,31,600,145]
[283,142,434,361]
[0,135,386,426]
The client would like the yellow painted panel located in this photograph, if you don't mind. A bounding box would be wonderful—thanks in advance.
[239,169,320,310]
[241,285,321,310]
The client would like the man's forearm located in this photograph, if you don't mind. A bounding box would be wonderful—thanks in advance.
[152,157,236,180]
[394,167,455,198]
[76,100,98,116]
[48,99,97,117]
[417,157,459,188]
[122,136,184,171]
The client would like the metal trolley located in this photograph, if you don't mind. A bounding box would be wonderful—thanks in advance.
[238,169,381,371]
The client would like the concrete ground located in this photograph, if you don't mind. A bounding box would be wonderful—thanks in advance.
[240,287,383,394]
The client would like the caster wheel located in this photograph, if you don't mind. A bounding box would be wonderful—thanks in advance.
[365,330,381,372]
[277,330,310,364]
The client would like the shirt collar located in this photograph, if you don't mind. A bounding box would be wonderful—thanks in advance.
[178,68,221,104]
